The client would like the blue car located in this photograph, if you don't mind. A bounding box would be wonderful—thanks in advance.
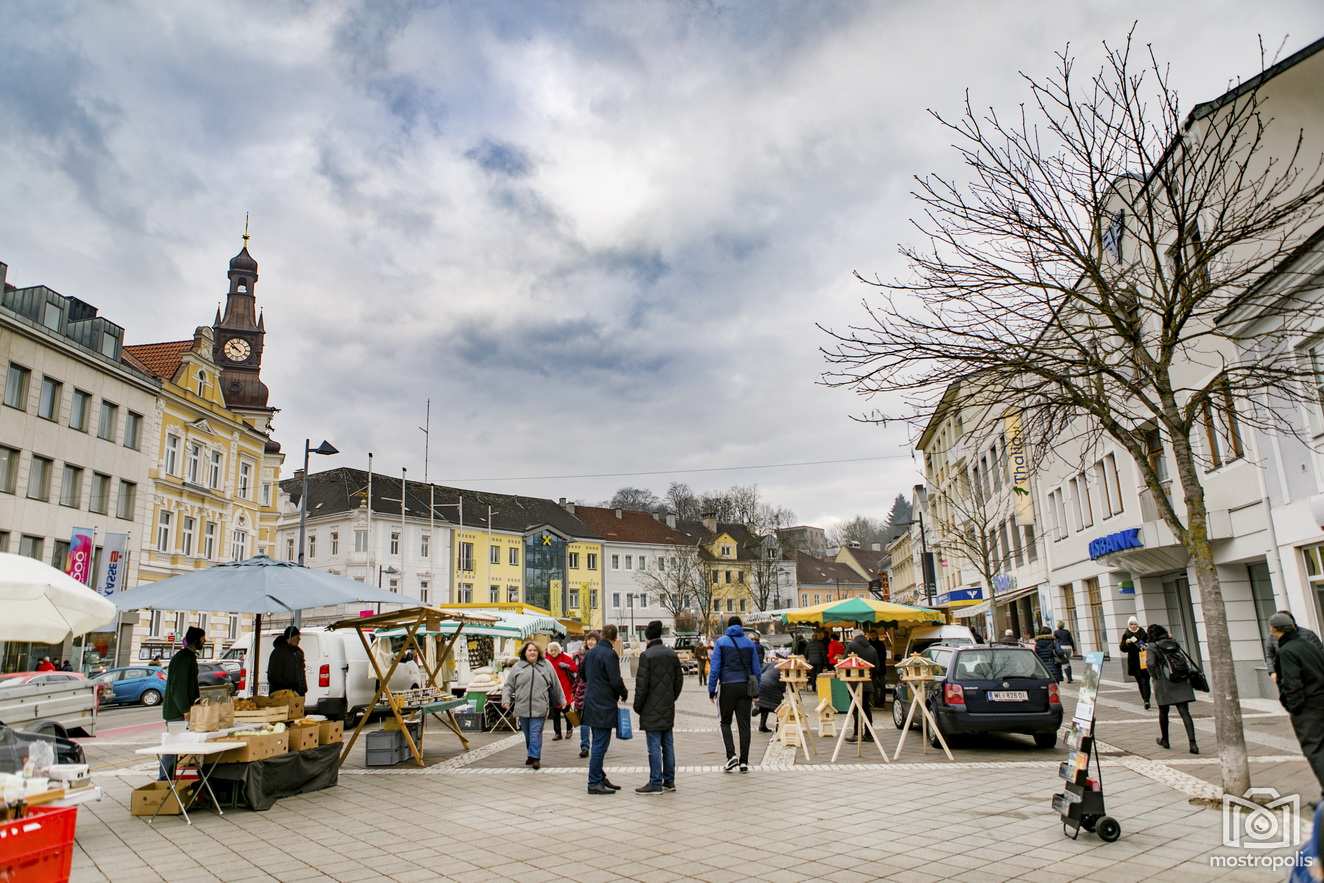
[93,666,168,707]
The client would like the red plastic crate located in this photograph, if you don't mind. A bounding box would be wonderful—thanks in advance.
[0,804,78,883]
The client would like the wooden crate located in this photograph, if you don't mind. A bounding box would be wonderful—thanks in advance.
[256,692,304,720]
[213,731,289,763]
[234,707,287,725]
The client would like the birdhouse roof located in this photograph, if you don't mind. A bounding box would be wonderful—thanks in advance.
[776,656,812,671]
[833,653,875,671]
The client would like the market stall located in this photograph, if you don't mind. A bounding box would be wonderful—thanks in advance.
[329,607,497,768]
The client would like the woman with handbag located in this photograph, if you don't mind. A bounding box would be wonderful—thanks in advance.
[545,641,578,741]
[1146,624,1200,755]
[501,642,565,770]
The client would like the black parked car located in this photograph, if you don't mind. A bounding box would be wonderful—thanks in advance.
[197,662,235,694]
[893,644,1063,749]
[0,722,85,773]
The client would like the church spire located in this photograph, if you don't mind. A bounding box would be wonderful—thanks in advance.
[242,212,250,250]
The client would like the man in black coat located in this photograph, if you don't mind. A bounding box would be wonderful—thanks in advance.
[633,620,684,794]
[582,624,628,795]
[845,630,880,743]
[1270,613,1324,802]
[1053,620,1076,684]
[267,626,307,696]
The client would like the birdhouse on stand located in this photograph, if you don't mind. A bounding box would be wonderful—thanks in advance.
[814,698,837,738]
[893,652,954,761]
[776,655,812,688]
[829,652,889,763]
[772,656,814,760]
[895,652,944,685]
[834,652,874,684]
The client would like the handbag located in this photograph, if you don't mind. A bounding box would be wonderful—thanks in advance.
[1186,653,1210,692]
[726,636,759,699]
[566,707,581,727]
[616,706,633,740]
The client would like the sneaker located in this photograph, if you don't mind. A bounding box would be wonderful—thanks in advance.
[579,748,589,758]
[524,757,534,766]
[723,756,739,773]
[1155,738,1170,750]
[662,782,676,792]
[758,727,771,733]
[552,734,562,741]
[531,759,541,770]
[587,784,615,795]
[635,783,664,794]
[739,762,749,774]
[602,779,622,791]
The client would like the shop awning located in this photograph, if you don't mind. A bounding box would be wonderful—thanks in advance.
[990,583,1038,605]
[951,601,990,620]
[780,597,943,627]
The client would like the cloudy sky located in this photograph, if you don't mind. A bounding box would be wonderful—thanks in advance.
[2,1,1321,530]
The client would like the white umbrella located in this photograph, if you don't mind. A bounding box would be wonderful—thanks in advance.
[0,552,117,644]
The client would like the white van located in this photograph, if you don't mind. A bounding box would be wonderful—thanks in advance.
[235,628,422,721]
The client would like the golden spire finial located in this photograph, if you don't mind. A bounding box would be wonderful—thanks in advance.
[242,212,250,249]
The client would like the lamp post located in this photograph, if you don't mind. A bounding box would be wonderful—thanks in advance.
[295,438,338,627]
[376,565,400,614]
[896,515,935,607]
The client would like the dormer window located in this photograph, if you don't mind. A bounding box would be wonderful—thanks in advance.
[196,370,206,397]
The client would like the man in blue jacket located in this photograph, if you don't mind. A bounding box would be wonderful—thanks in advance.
[707,616,762,773]
[582,624,628,795]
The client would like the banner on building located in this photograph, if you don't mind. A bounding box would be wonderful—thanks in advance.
[66,527,96,585]
[94,532,131,597]
[1004,410,1035,525]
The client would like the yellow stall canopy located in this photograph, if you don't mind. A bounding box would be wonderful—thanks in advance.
[781,597,943,627]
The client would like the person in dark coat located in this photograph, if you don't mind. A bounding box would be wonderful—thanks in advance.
[267,626,307,696]
[1146,624,1198,754]
[756,652,786,732]
[805,628,828,683]
[160,626,204,781]
[632,620,684,793]
[582,624,628,794]
[1033,629,1063,683]
[1270,612,1324,801]
[1053,620,1076,683]
[792,634,807,659]
[844,630,880,743]
[1119,616,1150,709]
[867,628,890,706]
[571,633,597,758]
[1267,610,1324,682]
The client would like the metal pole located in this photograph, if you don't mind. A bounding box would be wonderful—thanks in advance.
[918,509,933,606]
[367,452,374,584]
[295,439,310,628]
[422,400,433,606]
[400,467,407,599]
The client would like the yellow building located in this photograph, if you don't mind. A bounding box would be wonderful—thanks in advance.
[121,238,284,660]
[566,538,603,629]
[679,517,757,620]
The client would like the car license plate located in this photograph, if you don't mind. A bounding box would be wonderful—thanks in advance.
[988,691,1029,701]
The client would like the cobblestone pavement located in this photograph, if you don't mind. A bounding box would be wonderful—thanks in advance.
[67,669,1315,882]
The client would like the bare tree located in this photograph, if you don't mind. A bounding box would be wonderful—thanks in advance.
[819,33,1324,795]
[606,487,661,511]
[828,515,888,549]
[931,461,1014,621]
[636,543,696,622]
[665,482,702,521]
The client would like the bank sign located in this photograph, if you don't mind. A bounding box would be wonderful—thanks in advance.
[1088,527,1143,561]
[936,587,984,606]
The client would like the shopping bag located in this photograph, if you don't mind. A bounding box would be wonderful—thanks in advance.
[566,707,582,727]
[616,706,633,740]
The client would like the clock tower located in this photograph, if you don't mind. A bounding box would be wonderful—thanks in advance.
[213,224,277,435]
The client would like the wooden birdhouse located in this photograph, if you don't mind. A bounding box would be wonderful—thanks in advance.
[814,698,838,738]
[776,655,812,686]
[834,652,874,684]
[896,652,945,684]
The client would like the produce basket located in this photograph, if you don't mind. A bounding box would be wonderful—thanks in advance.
[0,804,78,883]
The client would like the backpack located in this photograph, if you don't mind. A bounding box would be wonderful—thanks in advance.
[1154,639,1190,682]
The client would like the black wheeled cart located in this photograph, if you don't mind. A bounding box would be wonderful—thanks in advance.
[1052,716,1121,842]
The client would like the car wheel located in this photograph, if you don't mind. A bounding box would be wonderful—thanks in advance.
[140,689,162,707]
[1034,732,1057,749]
[892,693,906,729]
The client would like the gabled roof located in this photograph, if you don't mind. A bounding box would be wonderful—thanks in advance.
[845,548,888,575]
[122,340,193,380]
[572,506,693,546]
[795,552,868,587]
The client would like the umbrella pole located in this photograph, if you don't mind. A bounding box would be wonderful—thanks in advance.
[251,613,262,697]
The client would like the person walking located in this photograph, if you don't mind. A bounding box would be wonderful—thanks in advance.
[632,620,684,794]
[805,628,828,685]
[844,630,880,743]
[1267,610,1324,684]
[995,629,1019,646]
[1033,627,1064,683]
[793,633,807,658]
[267,626,307,696]
[582,624,628,794]
[708,616,760,773]
[160,626,204,780]
[35,657,55,672]
[545,641,578,741]
[694,637,710,686]
[1119,616,1151,709]
[1269,612,1324,803]
[1053,620,1076,683]
[867,628,890,707]
[502,642,564,770]
[572,633,597,759]
[756,649,787,733]
[1146,625,1199,754]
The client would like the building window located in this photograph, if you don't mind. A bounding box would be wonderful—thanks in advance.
[1308,341,1324,414]
[41,301,62,331]
[174,612,186,635]
[149,610,162,636]
[26,455,52,501]
[209,451,223,488]
[262,482,271,506]
[638,557,647,572]
[726,599,733,612]
[1202,382,1245,469]
[724,570,732,584]
[390,530,400,556]
[459,542,474,572]
[721,545,732,557]
[4,363,30,410]
[508,546,518,566]
[740,599,747,612]
[89,472,110,513]
[97,401,118,442]
[612,593,621,609]
[490,545,500,565]
[1024,524,1038,562]
[569,551,580,569]
[611,554,620,570]
[713,599,721,612]
[116,480,136,520]
[286,538,295,560]
[419,532,428,558]
[37,376,62,421]
[590,590,598,609]
[238,461,253,498]
[196,370,206,398]
[389,578,399,593]
[204,523,217,560]
[625,555,633,571]
[0,446,17,495]
[157,511,173,552]
[60,464,83,508]
[1105,453,1124,515]
[489,585,500,603]
[187,443,201,484]
[230,529,248,561]
[737,570,744,583]
[228,614,239,640]
[69,390,90,431]
[569,588,580,609]
[354,530,368,553]
[19,535,43,560]
[1078,474,1094,527]
[331,531,340,556]
[639,593,648,608]
[308,533,317,559]
[458,583,473,603]
[51,539,70,571]
[181,517,195,556]
[507,586,518,603]
[164,435,180,475]
[1093,460,1113,519]
[658,556,666,571]
[124,412,142,450]
[419,580,430,604]
[587,552,598,571]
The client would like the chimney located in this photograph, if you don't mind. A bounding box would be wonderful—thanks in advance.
[849,540,861,549]
[871,543,882,552]
[558,497,566,506]
[702,512,717,533]
[666,514,677,529]
[559,497,575,514]
[651,512,661,522]
[614,508,623,520]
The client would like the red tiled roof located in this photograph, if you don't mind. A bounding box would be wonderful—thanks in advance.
[122,340,192,380]
[571,506,693,546]
[795,551,868,587]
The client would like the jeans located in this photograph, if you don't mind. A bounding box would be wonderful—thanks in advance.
[645,729,675,787]
[579,722,591,752]
[1291,706,1324,800]
[588,726,612,786]
[718,683,752,764]
[158,755,177,781]
[521,716,545,759]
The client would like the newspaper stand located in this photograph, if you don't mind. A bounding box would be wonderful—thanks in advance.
[1051,651,1121,842]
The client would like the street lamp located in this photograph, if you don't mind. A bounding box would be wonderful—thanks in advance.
[897,514,935,606]
[376,566,400,614]
[295,438,338,627]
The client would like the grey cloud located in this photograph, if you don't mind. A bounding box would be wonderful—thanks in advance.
[466,138,534,177]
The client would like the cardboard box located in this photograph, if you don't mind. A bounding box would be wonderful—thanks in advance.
[131,781,197,816]
[213,731,289,763]
[317,720,343,745]
[290,722,319,752]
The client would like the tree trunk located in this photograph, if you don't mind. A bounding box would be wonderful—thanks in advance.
[1172,449,1250,796]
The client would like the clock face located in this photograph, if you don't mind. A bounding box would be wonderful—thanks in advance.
[223,338,252,362]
